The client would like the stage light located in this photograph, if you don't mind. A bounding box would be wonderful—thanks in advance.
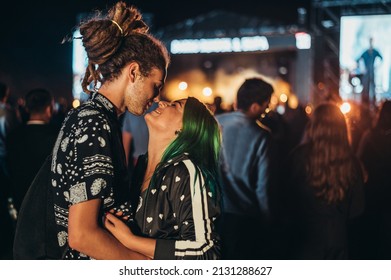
[295,32,311,49]
[178,81,188,91]
[72,99,80,108]
[288,94,299,109]
[202,87,213,97]
[279,93,288,103]
[340,102,351,114]
[305,105,312,115]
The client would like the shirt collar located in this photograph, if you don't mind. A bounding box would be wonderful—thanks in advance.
[161,152,190,169]
[91,92,117,120]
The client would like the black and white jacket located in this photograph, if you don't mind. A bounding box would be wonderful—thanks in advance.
[132,153,221,260]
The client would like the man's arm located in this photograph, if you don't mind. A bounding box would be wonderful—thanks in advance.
[68,198,148,260]
[375,49,383,60]
[255,135,271,218]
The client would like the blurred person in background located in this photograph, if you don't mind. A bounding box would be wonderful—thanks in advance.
[0,81,19,180]
[216,78,274,259]
[0,81,20,259]
[212,96,226,115]
[6,88,59,212]
[282,103,365,259]
[356,100,391,259]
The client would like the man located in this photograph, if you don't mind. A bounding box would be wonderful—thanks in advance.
[49,2,169,259]
[0,82,19,179]
[0,82,19,259]
[357,37,383,108]
[216,77,273,260]
[7,88,59,211]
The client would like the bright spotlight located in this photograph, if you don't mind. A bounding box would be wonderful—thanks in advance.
[305,105,312,115]
[72,99,80,108]
[279,93,288,103]
[178,81,188,91]
[202,87,213,97]
[340,102,351,114]
[288,95,299,109]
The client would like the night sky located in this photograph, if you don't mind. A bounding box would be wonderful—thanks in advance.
[0,0,311,102]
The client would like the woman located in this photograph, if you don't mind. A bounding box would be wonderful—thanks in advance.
[105,97,222,259]
[282,103,365,259]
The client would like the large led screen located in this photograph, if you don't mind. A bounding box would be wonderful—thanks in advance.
[72,29,90,102]
[340,14,391,102]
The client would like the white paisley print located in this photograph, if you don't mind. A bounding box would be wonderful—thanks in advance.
[50,93,129,260]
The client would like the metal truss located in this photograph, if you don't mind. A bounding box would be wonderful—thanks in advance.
[310,0,391,103]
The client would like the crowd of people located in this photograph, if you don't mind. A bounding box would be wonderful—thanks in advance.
[1,1,390,260]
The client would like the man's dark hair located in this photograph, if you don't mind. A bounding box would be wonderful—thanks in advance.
[25,88,53,114]
[236,78,273,111]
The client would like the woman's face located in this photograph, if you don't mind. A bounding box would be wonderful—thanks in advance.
[145,98,187,138]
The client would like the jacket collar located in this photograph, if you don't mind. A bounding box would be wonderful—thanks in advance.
[161,152,190,169]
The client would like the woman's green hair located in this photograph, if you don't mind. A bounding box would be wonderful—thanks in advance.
[157,97,222,194]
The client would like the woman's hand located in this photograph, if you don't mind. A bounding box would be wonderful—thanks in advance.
[104,212,135,249]
[104,212,157,259]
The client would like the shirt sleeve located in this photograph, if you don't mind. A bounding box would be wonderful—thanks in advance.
[154,160,221,260]
[65,114,114,206]
[254,133,271,218]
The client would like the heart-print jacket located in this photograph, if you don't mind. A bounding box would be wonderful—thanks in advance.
[130,153,221,259]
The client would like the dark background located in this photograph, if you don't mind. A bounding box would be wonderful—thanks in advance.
[0,0,311,101]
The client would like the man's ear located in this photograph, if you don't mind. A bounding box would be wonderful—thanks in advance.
[248,102,261,114]
[244,103,259,118]
[126,62,140,83]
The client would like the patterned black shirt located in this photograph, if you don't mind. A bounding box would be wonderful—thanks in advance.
[50,93,130,259]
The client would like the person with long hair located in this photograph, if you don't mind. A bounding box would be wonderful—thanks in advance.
[104,97,222,259]
[48,2,170,259]
[356,100,391,259]
[282,103,365,259]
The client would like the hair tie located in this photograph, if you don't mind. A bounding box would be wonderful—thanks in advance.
[110,20,124,36]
